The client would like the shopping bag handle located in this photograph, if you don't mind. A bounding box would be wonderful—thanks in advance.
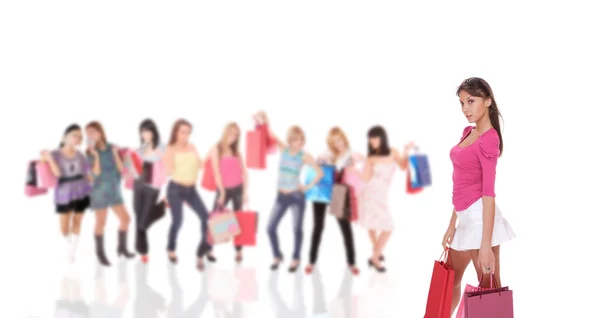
[438,247,451,263]
[477,272,500,289]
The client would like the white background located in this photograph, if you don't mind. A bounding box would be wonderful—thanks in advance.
[1,1,599,317]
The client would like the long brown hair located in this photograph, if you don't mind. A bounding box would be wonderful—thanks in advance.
[218,122,240,157]
[456,77,504,156]
[327,126,350,161]
[169,119,192,145]
[85,121,108,154]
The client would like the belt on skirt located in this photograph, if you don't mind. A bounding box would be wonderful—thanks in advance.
[58,174,84,184]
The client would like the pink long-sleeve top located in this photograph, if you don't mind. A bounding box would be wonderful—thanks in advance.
[450,126,501,211]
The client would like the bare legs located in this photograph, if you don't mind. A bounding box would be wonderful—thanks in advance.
[448,246,501,316]
[368,229,391,270]
[94,204,135,266]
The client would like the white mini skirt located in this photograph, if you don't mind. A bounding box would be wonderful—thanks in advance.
[450,198,516,251]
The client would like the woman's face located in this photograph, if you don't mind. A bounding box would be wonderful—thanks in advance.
[141,129,153,145]
[66,129,83,147]
[369,136,380,150]
[85,127,100,145]
[459,90,489,124]
[290,135,304,151]
[226,126,240,145]
[332,135,347,153]
[177,124,191,144]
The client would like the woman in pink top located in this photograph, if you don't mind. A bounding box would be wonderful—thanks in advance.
[442,77,515,315]
[206,122,249,263]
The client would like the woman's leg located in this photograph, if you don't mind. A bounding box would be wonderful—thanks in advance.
[229,186,244,255]
[469,245,501,288]
[94,208,110,266]
[112,204,135,258]
[267,194,289,266]
[70,211,85,262]
[307,202,327,268]
[448,248,472,315]
[166,183,184,259]
[337,218,357,269]
[59,212,71,261]
[368,229,377,252]
[186,188,210,266]
[371,231,392,266]
[289,193,306,268]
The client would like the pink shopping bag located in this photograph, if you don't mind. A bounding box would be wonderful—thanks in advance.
[151,160,166,188]
[462,274,513,318]
[207,207,241,244]
[36,161,57,188]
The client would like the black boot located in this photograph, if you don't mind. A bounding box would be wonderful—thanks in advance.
[117,231,135,259]
[95,235,111,266]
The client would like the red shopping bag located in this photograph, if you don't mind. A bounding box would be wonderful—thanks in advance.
[246,129,266,169]
[463,274,513,318]
[257,124,278,155]
[424,248,454,318]
[200,158,217,191]
[234,211,258,246]
[406,170,423,194]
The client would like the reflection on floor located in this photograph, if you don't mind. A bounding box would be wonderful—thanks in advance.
[52,260,396,318]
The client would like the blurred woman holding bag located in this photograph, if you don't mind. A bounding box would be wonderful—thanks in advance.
[40,124,93,263]
[205,122,249,263]
[305,127,362,276]
[85,121,136,266]
[164,119,211,271]
[348,126,414,272]
[441,77,515,315]
[133,119,167,264]
[259,112,323,273]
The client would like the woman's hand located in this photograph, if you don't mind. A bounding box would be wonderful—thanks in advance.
[243,192,249,204]
[88,146,99,158]
[217,191,226,206]
[441,226,456,248]
[40,150,51,161]
[478,245,495,274]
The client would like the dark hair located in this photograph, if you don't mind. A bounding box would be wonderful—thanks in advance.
[59,124,81,147]
[456,77,503,155]
[169,119,192,145]
[139,118,160,149]
[367,125,391,156]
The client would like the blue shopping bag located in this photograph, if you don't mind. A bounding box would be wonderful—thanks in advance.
[303,164,335,203]
[408,154,432,188]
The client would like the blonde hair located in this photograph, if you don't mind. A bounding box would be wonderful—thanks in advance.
[286,125,305,145]
[218,122,240,157]
[327,126,350,161]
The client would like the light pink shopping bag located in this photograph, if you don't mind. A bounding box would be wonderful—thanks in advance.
[36,161,57,188]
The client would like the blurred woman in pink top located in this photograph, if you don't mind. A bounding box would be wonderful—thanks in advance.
[206,122,249,263]
[442,77,515,315]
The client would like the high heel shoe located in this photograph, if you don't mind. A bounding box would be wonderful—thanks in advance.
[379,255,385,261]
[270,257,282,270]
[94,235,111,267]
[117,231,135,259]
[305,264,313,275]
[168,253,178,264]
[140,255,149,264]
[349,265,360,276]
[367,259,386,272]
[235,254,243,263]
[196,259,205,271]
[288,260,300,273]
[206,254,217,263]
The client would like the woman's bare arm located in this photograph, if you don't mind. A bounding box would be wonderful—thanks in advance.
[303,153,323,190]
[210,146,225,193]
[41,150,61,177]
